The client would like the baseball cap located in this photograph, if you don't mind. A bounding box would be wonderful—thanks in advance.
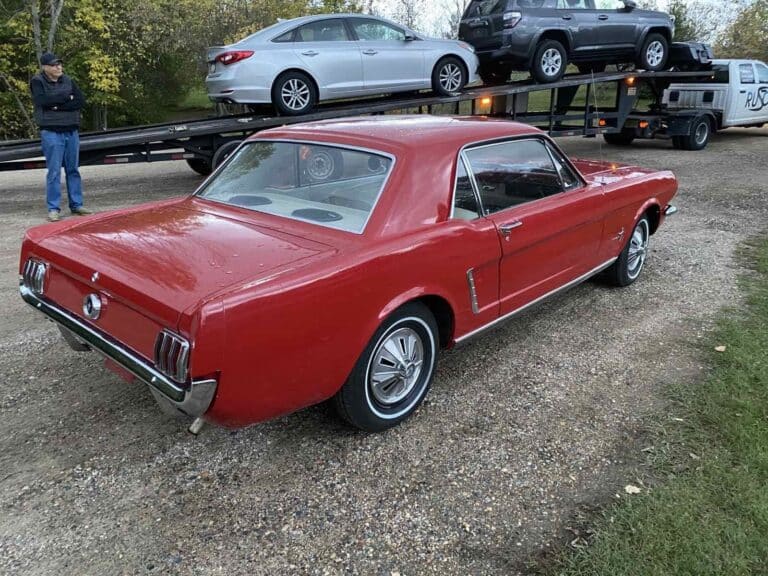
[40,52,63,66]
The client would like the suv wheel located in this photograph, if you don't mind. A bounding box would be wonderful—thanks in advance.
[479,64,512,85]
[532,40,567,83]
[637,33,669,72]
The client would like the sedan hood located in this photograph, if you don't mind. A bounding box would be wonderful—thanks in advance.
[36,199,335,323]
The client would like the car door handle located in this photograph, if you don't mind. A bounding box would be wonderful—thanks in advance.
[498,220,523,238]
[598,14,609,20]
[301,50,319,56]
[362,49,378,55]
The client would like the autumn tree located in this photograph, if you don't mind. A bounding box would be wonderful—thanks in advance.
[716,0,767,61]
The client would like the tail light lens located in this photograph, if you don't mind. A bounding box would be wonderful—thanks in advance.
[215,50,254,66]
[22,259,48,294]
[503,11,522,28]
[155,330,190,383]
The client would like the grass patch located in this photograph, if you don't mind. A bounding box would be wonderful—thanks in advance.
[546,235,768,576]
[177,84,213,111]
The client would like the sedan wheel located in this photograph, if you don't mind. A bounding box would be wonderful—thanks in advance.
[604,216,650,286]
[272,71,316,115]
[432,57,466,96]
[333,302,438,432]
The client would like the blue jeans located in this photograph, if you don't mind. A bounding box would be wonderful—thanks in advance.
[41,129,83,212]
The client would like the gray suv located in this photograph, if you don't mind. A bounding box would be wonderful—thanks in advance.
[459,0,674,84]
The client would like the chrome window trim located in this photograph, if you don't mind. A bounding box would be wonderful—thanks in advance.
[455,257,617,345]
[449,154,483,220]
[194,138,396,235]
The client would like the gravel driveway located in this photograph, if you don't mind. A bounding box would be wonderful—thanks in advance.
[1,127,766,575]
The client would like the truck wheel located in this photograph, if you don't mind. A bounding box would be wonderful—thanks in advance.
[682,115,711,150]
[185,158,212,176]
[671,136,685,149]
[637,33,668,72]
[212,140,241,170]
[603,130,635,145]
[532,40,567,83]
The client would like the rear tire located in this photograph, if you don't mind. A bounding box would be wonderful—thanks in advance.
[185,158,212,176]
[333,302,438,432]
[272,71,317,115]
[637,33,668,72]
[532,40,567,83]
[681,115,711,150]
[432,56,467,96]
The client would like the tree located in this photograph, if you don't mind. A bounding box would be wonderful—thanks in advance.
[716,0,767,62]
[666,0,721,44]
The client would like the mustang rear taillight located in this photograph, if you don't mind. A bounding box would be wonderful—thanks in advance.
[215,50,254,66]
[154,330,190,383]
[503,11,522,28]
[22,259,48,295]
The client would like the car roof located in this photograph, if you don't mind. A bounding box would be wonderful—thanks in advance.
[240,13,416,43]
[253,115,544,154]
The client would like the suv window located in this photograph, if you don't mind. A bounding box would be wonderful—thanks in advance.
[557,0,593,9]
[756,63,768,84]
[593,0,622,9]
[463,139,564,214]
[295,19,349,42]
[739,63,755,84]
[350,18,405,41]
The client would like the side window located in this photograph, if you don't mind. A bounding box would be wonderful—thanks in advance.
[272,30,295,43]
[557,0,591,9]
[464,139,564,215]
[757,63,768,84]
[546,143,582,190]
[593,0,623,9]
[351,19,406,41]
[465,0,506,17]
[739,63,755,84]
[453,158,480,220]
[295,19,349,42]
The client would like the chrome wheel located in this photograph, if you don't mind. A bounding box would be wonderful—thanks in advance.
[541,48,562,78]
[645,41,664,68]
[280,78,311,112]
[694,121,709,146]
[369,327,424,406]
[439,63,463,93]
[627,219,649,280]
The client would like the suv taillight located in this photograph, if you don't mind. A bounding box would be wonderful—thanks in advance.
[215,50,254,66]
[503,11,522,28]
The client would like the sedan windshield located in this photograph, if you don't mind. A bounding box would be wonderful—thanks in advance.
[197,141,393,233]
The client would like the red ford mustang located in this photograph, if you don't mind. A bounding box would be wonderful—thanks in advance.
[19,116,677,432]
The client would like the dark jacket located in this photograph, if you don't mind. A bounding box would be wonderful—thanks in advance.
[30,73,86,132]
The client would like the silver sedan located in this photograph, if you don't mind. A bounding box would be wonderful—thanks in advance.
[206,13,479,115]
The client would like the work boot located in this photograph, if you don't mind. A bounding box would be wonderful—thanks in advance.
[47,210,60,222]
[70,207,92,216]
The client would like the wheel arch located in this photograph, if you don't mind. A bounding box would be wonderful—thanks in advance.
[435,53,470,79]
[376,291,456,350]
[271,68,322,100]
[533,30,572,58]
[635,27,672,55]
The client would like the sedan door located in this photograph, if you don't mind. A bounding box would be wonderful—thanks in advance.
[463,138,606,316]
[291,18,364,96]
[346,17,426,92]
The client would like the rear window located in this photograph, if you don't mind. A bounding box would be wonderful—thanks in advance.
[197,141,393,234]
[464,0,548,16]
[711,64,729,83]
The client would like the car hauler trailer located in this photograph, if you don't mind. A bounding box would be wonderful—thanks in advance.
[0,68,723,174]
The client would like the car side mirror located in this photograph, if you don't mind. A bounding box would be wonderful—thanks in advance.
[404,33,416,41]
[622,0,637,9]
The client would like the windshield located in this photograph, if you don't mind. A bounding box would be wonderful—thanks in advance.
[196,141,393,234]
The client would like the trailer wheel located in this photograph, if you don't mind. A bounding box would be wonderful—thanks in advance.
[186,158,212,176]
[681,115,711,151]
[603,131,635,146]
[479,64,512,85]
[212,140,242,170]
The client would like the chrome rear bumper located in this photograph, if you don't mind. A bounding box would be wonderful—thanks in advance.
[19,283,216,418]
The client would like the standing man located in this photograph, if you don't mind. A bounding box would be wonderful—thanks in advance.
[30,52,90,222]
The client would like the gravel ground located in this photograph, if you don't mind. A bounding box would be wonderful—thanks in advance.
[1,127,766,575]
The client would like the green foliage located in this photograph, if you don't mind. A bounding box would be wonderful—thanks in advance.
[716,0,768,62]
[546,234,768,575]
[0,0,363,139]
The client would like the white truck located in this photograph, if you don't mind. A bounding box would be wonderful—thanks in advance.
[605,58,768,150]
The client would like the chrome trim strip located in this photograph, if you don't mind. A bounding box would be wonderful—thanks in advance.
[455,257,617,345]
[19,283,216,417]
[664,204,678,216]
[466,268,480,314]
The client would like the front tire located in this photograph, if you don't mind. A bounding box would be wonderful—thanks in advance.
[272,71,316,115]
[604,216,651,287]
[333,302,438,432]
[432,57,467,96]
[532,40,567,83]
[637,33,668,72]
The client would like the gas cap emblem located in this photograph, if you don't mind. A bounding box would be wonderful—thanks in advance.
[83,293,103,320]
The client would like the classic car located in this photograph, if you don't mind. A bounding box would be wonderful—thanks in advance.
[205,13,479,115]
[19,116,677,433]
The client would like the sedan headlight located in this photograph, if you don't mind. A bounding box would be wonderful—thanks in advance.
[22,259,48,295]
